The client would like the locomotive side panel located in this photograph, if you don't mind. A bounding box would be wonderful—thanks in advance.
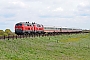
[32,23,44,33]
[15,22,33,35]
[24,23,33,34]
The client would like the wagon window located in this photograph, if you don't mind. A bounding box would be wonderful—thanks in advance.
[62,28,67,30]
[44,27,46,29]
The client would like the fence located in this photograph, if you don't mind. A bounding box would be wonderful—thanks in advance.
[0,33,55,40]
[0,32,84,40]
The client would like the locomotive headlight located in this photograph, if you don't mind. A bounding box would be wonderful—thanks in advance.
[15,28,22,30]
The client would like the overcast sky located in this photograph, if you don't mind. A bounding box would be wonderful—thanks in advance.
[0,0,90,31]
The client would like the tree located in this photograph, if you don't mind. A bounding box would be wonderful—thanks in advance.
[5,29,12,35]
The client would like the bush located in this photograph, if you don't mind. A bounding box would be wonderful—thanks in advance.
[0,29,16,36]
[0,30,4,36]
[3,33,8,36]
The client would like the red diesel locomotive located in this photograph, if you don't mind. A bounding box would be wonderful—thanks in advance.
[15,22,82,35]
[15,22,44,35]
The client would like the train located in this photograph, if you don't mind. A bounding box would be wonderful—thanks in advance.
[15,22,82,35]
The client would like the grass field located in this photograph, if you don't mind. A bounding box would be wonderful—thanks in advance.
[0,33,90,60]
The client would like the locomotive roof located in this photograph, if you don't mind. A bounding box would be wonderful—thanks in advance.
[17,22,43,25]
[19,22,31,24]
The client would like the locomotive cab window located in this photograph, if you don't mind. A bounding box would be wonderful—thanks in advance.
[30,25,32,26]
[16,23,22,26]
[24,24,27,26]
[27,24,29,26]
[37,24,41,27]
[41,25,43,27]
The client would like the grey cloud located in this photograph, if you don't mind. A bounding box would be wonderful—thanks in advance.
[0,0,90,31]
[75,2,90,17]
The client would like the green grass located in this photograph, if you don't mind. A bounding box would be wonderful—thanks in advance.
[0,33,90,60]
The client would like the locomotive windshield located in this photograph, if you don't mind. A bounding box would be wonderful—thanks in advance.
[16,23,22,26]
